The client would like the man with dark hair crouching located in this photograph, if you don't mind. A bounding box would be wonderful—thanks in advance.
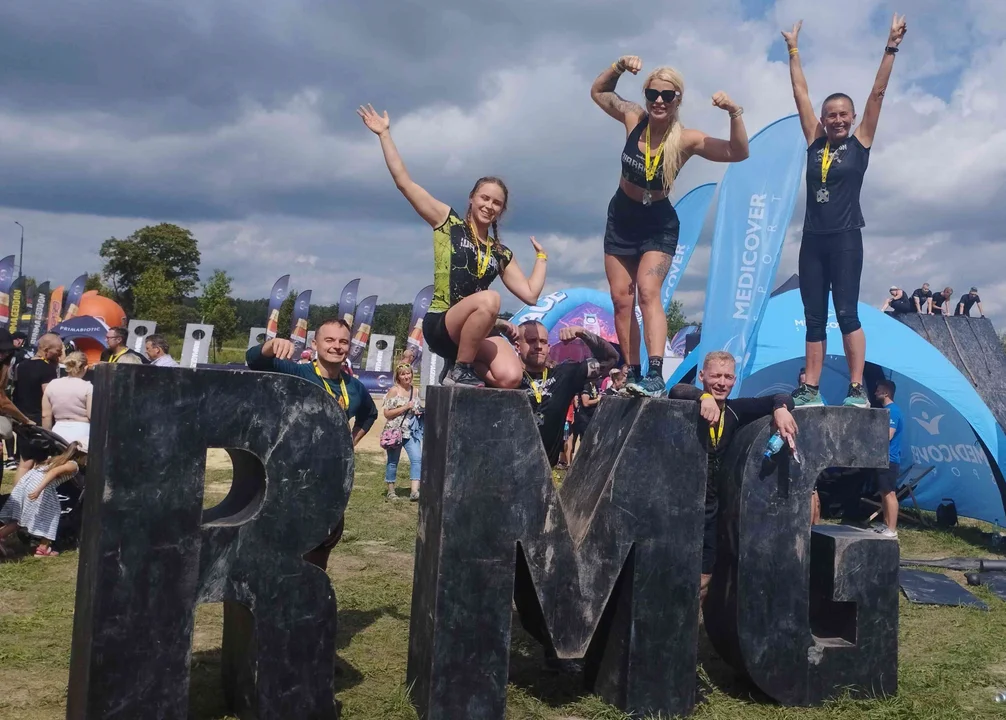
[669,351,798,602]
[246,318,378,569]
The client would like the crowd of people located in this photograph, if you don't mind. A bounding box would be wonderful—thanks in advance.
[882,283,985,317]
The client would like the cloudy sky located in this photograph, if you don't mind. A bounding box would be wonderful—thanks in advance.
[0,0,1003,322]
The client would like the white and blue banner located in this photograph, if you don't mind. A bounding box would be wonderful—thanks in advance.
[659,182,716,311]
[685,114,806,395]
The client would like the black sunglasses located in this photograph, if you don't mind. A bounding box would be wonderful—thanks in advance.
[644,88,680,103]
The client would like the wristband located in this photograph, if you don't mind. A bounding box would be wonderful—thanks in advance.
[729,107,744,119]
[885,46,899,54]
[700,393,714,400]
[536,253,548,260]
[788,47,799,56]
[612,61,624,73]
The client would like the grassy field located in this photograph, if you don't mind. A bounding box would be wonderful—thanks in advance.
[4,447,1006,719]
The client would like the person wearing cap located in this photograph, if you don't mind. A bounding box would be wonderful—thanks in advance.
[880,285,913,314]
[931,286,954,316]
[955,287,984,318]
[911,283,933,314]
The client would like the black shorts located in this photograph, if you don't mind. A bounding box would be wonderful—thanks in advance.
[702,482,718,575]
[422,311,458,361]
[876,461,900,495]
[603,187,680,256]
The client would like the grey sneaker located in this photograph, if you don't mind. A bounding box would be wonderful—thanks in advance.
[842,383,870,408]
[386,488,399,500]
[441,363,485,388]
[792,383,824,407]
[627,373,666,397]
[409,491,420,502]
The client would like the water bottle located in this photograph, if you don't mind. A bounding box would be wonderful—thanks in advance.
[764,432,785,458]
[994,690,1006,702]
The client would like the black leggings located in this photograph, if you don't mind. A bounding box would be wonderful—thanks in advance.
[798,229,863,343]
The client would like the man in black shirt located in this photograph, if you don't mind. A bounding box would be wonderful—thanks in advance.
[911,283,933,314]
[956,287,984,317]
[11,333,62,480]
[880,286,913,314]
[516,321,619,467]
[100,326,148,363]
[669,350,798,601]
[573,380,600,440]
[931,286,953,316]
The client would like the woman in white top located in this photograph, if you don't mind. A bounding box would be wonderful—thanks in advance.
[42,351,92,448]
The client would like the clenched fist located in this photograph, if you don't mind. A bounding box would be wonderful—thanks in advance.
[616,55,643,75]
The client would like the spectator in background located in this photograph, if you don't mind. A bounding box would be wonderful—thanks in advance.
[573,379,601,441]
[382,363,424,502]
[931,286,953,316]
[100,327,147,363]
[144,334,178,367]
[0,330,34,471]
[872,379,903,539]
[42,351,92,449]
[911,283,933,314]
[797,367,807,387]
[604,369,627,395]
[880,286,913,314]
[10,331,29,367]
[11,334,62,481]
[956,287,984,318]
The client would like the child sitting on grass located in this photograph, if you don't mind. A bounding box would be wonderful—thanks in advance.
[0,440,86,558]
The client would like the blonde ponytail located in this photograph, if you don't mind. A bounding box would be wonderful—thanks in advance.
[642,66,687,194]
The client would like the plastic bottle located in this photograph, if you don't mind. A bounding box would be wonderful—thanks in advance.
[764,432,785,458]
[994,690,1006,702]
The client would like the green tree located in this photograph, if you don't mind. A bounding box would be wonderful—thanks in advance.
[199,270,238,359]
[99,223,201,314]
[665,299,689,339]
[277,288,297,339]
[84,272,116,299]
[132,266,179,334]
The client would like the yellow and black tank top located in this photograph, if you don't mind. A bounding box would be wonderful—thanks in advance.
[429,209,513,314]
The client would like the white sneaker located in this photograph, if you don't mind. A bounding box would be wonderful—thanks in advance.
[874,526,898,539]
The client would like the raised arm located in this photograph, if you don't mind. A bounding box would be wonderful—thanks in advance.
[500,237,547,306]
[559,326,620,375]
[590,56,646,131]
[782,21,824,145]
[684,92,749,163]
[357,104,450,228]
[855,14,907,148]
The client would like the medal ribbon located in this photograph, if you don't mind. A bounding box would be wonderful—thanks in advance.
[314,361,349,410]
[820,140,834,186]
[525,367,548,404]
[109,348,127,363]
[468,221,492,279]
[644,123,665,183]
[708,411,725,449]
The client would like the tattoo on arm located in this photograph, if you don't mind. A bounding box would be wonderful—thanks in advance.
[579,331,619,372]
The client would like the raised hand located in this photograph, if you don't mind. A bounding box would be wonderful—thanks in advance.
[781,20,802,49]
[557,326,582,343]
[529,236,546,256]
[494,319,519,343]
[888,13,907,46]
[711,91,740,114]
[616,55,643,75]
[357,104,390,135]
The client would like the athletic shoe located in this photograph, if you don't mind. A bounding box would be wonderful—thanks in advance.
[441,363,485,388]
[792,383,824,407]
[3,459,17,471]
[386,488,399,501]
[874,526,898,539]
[627,374,666,397]
[409,491,420,502]
[842,383,870,408]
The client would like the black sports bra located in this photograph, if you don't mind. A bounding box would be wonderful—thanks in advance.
[620,116,664,189]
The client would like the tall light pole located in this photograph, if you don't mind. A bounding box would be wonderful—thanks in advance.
[13,221,23,279]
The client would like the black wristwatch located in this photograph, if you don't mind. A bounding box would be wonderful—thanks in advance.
[885,46,899,54]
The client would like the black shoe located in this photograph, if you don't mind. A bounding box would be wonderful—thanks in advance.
[442,363,485,388]
[437,358,454,384]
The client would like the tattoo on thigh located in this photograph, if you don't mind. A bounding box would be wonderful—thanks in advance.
[646,255,672,279]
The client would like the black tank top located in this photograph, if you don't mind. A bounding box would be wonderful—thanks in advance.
[621,117,666,190]
[803,135,870,235]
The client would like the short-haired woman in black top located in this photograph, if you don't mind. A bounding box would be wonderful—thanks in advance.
[784,15,907,408]
[591,57,749,396]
